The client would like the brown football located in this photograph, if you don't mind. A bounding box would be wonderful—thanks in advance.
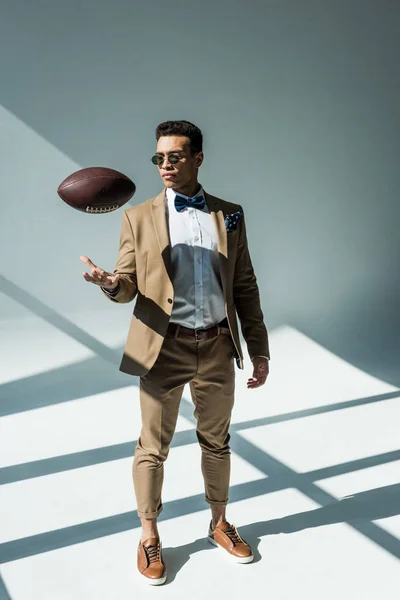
[57,167,136,214]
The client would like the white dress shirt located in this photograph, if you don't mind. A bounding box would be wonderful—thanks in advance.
[166,186,226,328]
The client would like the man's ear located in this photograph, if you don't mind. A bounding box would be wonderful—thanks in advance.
[196,152,204,168]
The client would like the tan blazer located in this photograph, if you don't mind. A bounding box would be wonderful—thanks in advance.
[102,188,269,376]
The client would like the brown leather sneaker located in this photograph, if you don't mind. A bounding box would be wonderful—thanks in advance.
[208,521,254,563]
[137,537,167,585]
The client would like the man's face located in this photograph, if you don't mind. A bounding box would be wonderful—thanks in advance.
[154,135,203,190]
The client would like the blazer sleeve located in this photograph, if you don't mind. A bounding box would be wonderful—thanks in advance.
[101,210,138,304]
[232,206,270,359]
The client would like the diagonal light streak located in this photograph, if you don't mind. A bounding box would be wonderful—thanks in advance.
[0,275,120,365]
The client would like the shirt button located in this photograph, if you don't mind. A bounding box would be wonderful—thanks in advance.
[197,258,201,264]
[167,298,172,304]
[197,282,201,287]
[194,236,199,241]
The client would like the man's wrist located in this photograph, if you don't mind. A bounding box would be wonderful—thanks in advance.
[101,281,120,296]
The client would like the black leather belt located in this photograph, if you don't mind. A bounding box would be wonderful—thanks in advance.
[167,317,229,341]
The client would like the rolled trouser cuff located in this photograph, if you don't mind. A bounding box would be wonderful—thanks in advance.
[137,505,163,520]
[205,496,229,507]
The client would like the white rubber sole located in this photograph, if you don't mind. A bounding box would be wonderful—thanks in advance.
[207,535,254,564]
[139,570,167,586]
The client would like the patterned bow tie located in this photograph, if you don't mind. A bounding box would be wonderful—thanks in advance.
[174,194,206,212]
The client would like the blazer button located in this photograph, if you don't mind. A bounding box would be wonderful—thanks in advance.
[168,298,173,304]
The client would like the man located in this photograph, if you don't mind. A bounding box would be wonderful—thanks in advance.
[80,120,270,585]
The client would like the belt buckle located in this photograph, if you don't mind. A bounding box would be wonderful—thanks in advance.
[194,328,201,342]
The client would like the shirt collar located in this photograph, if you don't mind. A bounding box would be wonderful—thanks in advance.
[166,185,205,203]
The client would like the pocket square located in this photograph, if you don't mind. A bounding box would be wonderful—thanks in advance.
[225,210,243,232]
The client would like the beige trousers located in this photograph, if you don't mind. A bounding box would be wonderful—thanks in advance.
[133,327,236,519]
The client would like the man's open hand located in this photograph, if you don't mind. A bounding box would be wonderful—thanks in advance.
[247,357,269,389]
[80,255,120,291]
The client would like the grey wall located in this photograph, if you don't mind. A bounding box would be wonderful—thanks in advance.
[0,0,399,384]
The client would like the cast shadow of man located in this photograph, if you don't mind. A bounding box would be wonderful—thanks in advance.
[162,483,400,582]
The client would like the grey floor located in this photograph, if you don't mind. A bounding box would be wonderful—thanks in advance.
[1,310,399,599]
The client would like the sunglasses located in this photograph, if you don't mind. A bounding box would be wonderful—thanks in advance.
[151,152,182,166]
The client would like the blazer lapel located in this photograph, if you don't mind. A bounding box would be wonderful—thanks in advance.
[204,191,229,298]
[151,189,173,282]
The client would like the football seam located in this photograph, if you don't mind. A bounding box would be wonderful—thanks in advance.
[58,175,133,190]
[60,196,120,211]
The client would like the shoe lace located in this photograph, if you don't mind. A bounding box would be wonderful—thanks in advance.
[145,544,160,564]
[223,524,244,546]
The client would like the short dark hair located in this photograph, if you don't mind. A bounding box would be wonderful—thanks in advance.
[155,120,203,153]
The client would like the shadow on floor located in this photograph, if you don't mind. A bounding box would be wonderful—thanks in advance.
[158,483,400,582]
